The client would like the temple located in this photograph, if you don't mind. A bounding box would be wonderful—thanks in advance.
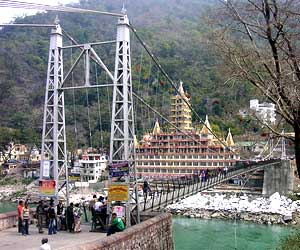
[135,82,240,179]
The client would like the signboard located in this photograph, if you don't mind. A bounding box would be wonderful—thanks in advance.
[39,180,56,196]
[112,206,125,218]
[109,162,129,177]
[68,175,80,182]
[108,183,129,201]
[42,160,50,178]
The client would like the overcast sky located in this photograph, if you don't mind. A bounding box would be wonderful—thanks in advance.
[0,0,79,24]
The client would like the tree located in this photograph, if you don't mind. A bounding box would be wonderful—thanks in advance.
[210,0,300,173]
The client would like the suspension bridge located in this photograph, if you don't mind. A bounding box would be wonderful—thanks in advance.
[0,0,294,237]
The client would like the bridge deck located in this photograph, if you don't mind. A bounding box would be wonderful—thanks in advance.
[0,224,105,250]
[139,160,281,212]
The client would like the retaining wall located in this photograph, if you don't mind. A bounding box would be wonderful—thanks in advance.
[62,213,174,250]
[0,210,35,231]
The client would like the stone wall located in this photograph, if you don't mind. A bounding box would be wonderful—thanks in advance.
[263,160,294,196]
[62,213,174,250]
[0,210,35,231]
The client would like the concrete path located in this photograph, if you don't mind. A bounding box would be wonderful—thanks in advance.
[0,224,106,250]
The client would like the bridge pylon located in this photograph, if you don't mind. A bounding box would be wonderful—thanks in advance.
[40,18,69,203]
[109,11,140,225]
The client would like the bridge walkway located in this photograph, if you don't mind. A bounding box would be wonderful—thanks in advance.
[0,223,105,250]
[138,160,280,212]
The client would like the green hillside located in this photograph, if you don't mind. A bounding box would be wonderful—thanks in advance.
[0,0,259,150]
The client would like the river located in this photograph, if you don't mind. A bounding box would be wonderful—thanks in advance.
[0,202,295,249]
[173,216,295,250]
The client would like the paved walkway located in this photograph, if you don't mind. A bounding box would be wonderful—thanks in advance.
[0,224,106,250]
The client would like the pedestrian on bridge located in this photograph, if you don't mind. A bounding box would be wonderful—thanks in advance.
[224,166,228,177]
[73,203,82,233]
[66,203,74,232]
[21,202,30,236]
[17,200,24,233]
[200,170,206,182]
[36,200,45,233]
[48,203,57,235]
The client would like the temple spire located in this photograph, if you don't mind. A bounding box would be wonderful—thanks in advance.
[170,81,192,132]
[178,81,184,95]
[226,128,235,147]
[200,115,212,135]
[152,119,161,135]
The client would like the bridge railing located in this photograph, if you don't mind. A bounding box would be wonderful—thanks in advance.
[138,159,281,212]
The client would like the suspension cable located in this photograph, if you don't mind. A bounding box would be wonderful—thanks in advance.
[95,63,104,149]
[133,92,237,157]
[0,0,124,17]
[129,24,230,149]
[71,47,79,149]
[85,88,92,148]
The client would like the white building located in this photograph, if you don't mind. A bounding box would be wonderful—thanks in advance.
[250,99,276,124]
[79,154,108,183]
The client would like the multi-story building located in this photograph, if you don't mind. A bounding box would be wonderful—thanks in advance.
[135,82,239,179]
[250,99,276,124]
[79,154,108,183]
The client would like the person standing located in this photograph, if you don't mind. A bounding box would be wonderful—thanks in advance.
[73,203,82,233]
[66,203,74,232]
[48,203,57,235]
[107,213,125,236]
[17,200,24,233]
[22,202,30,236]
[56,200,65,230]
[36,200,45,233]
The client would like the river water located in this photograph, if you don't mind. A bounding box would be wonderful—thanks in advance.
[0,202,295,249]
[173,216,295,250]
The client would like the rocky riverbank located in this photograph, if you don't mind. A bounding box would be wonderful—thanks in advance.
[165,192,300,225]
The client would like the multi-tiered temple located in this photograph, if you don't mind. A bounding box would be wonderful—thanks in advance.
[135,82,239,179]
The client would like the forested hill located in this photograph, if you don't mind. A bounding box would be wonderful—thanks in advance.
[0,0,258,149]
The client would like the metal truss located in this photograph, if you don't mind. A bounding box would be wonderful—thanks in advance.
[109,13,140,225]
[40,20,69,201]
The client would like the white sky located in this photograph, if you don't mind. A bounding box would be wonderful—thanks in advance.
[0,0,79,24]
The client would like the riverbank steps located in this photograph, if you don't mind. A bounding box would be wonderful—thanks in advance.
[165,192,300,225]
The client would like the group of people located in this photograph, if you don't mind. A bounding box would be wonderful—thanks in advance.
[17,199,83,236]
[65,202,82,233]
[200,167,229,182]
[88,194,125,236]
[17,200,30,236]
[89,195,108,231]
[17,195,126,238]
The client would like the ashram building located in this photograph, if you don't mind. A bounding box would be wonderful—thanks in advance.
[135,82,240,179]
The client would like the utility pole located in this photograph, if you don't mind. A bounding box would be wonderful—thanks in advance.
[40,17,69,205]
[109,9,140,226]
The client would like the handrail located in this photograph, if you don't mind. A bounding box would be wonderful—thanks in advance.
[140,159,281,212]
